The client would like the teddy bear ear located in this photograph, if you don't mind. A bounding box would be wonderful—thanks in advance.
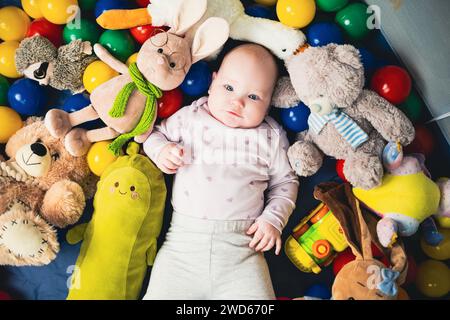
[331,44,363,70]
[24,116,43,126]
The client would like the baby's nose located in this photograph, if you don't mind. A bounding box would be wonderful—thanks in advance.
[232,99,245,109]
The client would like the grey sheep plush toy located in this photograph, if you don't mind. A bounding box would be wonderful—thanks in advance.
[15,35,96,93]
[272,44,415,190]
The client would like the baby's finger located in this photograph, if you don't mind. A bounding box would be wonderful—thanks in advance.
[255,235,270,252]
[170,145,184,158]
[275,237,282,255]
[163,158,180,170]
[246,223,258,235]
[262,238,275,252]
[168,152,184,166]
[159,164,177,175]
[249,231,263,249]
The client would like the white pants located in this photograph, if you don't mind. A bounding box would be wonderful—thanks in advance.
[143,212,275,300]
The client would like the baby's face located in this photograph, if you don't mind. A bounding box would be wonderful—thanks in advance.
[207,46,277,128]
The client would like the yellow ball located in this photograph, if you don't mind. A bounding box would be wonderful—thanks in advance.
[21,0,44,19]
[126,53,138,66]
[254,0,278,6]
[39,0,79,25]
[437,216,450,229]
[0,41,21,79]
[87,141,118,177]
[421,228,450,260]
[83,61,119,94]
[416,260,450,298]
[276,0,316,29]
[0,6,31,42]
[0,106,23,143]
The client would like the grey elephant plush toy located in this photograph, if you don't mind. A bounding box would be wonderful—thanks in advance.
[15,35,96,93]
[272,44,415,190]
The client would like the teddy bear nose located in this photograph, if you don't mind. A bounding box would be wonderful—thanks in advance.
[31,143,47,157]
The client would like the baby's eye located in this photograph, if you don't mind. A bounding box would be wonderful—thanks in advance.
[248,94,260,101]
[224,84,233,92]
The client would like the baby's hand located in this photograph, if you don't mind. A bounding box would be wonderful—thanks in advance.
[247,220,282,255]
[156,143,184,174]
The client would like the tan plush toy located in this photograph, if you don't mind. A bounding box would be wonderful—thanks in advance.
[313,183,408,300]
[0,118,97,266]
[44,0,229,157]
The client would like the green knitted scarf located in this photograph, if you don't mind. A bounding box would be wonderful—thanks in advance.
[107,62,162,156]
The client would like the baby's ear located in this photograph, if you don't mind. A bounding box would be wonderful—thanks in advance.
[191,18,229,64]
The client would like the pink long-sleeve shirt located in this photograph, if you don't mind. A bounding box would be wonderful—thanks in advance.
[143,97,299,232]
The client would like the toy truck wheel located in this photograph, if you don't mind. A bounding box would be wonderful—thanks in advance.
[312,239,331,259]
[310,205,329,224]
[293,224,310,239]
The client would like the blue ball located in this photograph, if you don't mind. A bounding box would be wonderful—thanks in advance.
[304,284,332,299]
[358,47,376,74]
[245,5,273,19]
[62,93,91,113]
[280,102,311,133]
[307,22,344,47]
[8,79,47,116]
[180,61,212,97]
[0,0,21,7]
[95,0,132,18]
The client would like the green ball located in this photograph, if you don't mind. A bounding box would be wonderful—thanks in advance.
[0,75,10,106]
[335,3,371,41]
[63,18,101,44]
[78,0,97,11]
[99,30,136,62]
[317,0,349,12]
[399,90,423,123]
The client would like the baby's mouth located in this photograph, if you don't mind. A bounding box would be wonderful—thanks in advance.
[227,110,243,118]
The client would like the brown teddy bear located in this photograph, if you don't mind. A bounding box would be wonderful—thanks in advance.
[0,118,97,266]
[273,44,415,190]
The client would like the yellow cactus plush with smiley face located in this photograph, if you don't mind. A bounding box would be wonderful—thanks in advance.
[66,143,166,300]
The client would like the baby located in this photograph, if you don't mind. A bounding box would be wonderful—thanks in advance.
[143,44,299,300]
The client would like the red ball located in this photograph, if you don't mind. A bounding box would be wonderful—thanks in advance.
[404,125,435,157]
[332,248,355,276]
[404,255,417,285]
[371,65,412,105]
[26,18,63,48]
[130,25,165,45]
[0,291,11,300]
[157,88,183,119]
[136,0,150,7]
[335,159,348,182]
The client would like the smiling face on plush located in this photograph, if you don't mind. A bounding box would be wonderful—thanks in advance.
[286,44,365,116]
[5,118,94,192]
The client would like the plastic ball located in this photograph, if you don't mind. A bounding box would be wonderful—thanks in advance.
[83,60,119,94]
[26,18,63,48]
[62,93,91,113]
[245,5,273,19]
[304,284,331,299]
[358,47,377,78]
[0,291,12,300]
[415,260,450,298]
[332,248,355,276]
[280,102,311,133]
[157,88,183,119]
[437,216,450,229]
[276,0,316,29]
[307,22,344,47]
[63,18,101,44]
[99,30,136,62]
[38,0,79,25]
[136,0,150,7]
[421,228,450,261]
[0,75,10,105]
[371,65,412,105]
[126,53,138,66]
[180,61,212,97]
[130,25,161,45]
[78,0,97,11]
[399,90,422,123]
[254,0,277,6]
[7,78,47,116]
[21,0,44,19]
[0,106,23,143]
[335,3,371,41]
[404,125,435,157]
[316,0,348,12]
[95,0,132,18]
[0,41,21,78]
[87,141,118,176]
[335,159,348,182]
[0,6,31,42]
